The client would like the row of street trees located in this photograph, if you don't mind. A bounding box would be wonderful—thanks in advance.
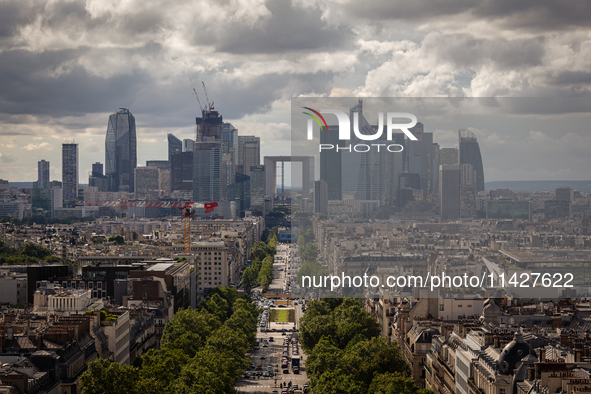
[296,224,328,290]
[300,298,433,394]
[80,287,258,394]
[241,231,277,292]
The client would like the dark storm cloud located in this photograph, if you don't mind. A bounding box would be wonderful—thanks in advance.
[0,0,44,38]
[552,71,591,86]
[0,48,150,118]
[337,0,591,31]
[193,0,353,54]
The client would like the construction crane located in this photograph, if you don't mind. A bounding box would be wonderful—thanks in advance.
[193,88,206,113]
[202,81,214,111]
[180,202,195,254]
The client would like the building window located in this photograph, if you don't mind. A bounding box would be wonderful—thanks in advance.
[467,304,472,307]
[458,305,463,307]
[500,390,506,394]
[439,304,444,311]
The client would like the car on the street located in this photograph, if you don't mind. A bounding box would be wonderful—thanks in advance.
[283,368,289,374]
[263,371,270,377]
[260,355,266,359]
[269,337,274,342]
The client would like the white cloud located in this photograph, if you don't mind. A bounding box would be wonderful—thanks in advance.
[20,142,52,151]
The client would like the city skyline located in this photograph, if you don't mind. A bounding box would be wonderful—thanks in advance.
[1,1,591,183]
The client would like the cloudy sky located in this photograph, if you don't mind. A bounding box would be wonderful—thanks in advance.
[0,0,590,183]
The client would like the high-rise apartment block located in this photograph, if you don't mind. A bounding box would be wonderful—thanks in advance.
[89,162,108,192]
[62,143,79,205]
[37,160,50,189]
[106,108,137,192]
[135,166,160,199]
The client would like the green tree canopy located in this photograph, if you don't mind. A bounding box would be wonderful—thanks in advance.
[108,235,124,245]
[79,358,139,394]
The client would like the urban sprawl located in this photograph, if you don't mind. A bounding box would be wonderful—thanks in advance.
[0,98,590,394]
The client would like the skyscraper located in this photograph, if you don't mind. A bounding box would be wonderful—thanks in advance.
[196,108,222,141]
[106,108,137,192]
[227,172,250,216]
[89,161,108,192]
[222,123,238,164]
[135,166,160,199]
[237,136,259,174]
[460,163,477,218]
[459,129,485,193]
[249,165,266,213]
[242,139,260,177]
[171,151,193,196]
[168,133,182,163]
[62,143,78,204]
[404,122,434,194]
[92,162,103,177]
[320,125,342,200]
[314,180,328,214]
[37,160,49,189]
[440,148,459,165]
[192,142,222,202]
[182,139,195,152]
[439,164,460,221]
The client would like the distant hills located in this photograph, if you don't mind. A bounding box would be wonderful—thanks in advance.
[486,180,591,192]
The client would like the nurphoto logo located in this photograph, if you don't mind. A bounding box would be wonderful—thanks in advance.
[302,107,418,153]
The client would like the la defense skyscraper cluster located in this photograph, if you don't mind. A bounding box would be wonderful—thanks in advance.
[317,101,485,220]
[105,108,137,192]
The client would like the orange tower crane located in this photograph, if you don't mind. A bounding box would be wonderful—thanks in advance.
[180,202,195,254]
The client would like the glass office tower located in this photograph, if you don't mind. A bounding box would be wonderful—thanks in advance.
[106,108,137,192]
[459,129,485,193]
